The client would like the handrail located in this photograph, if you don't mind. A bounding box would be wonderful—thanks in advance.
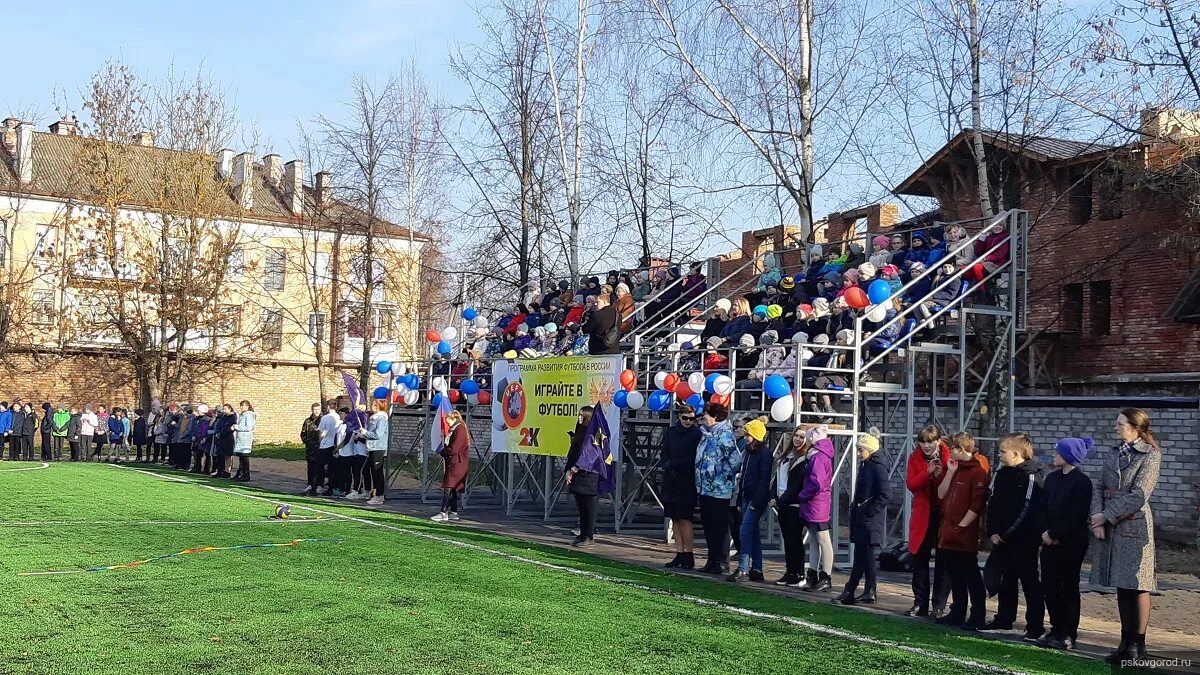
[627,249,768,343]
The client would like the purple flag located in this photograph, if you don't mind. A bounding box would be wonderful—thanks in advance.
[341,371,367,428]
[577,403,614,494]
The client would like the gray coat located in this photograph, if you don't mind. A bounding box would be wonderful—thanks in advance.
[1089,439,1160,591]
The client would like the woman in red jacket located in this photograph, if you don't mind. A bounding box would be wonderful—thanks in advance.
[905,424,951,618]
[432,411,470,522]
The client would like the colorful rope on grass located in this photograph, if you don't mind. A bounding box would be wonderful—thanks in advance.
[18,538,342,576]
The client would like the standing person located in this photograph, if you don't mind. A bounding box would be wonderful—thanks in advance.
[660,405,702,569]
[300,403,323,495]
[432,410,470,522]
[728,417,773,583]
[93,405,109,461]
[39,402,53,461]
[331,407,352,497]
[985,432,1045,640]
[106,408,125,462]
[19,402,37,460]
[211,404,236,479]
[317,402,341,496]
[150,401,168,464]
[344,406,368,499]
[9,400,27,461]
[582,292,620,355]
[0,401,11,460]
[906,425,952,618]
[120,407,133,461]
[936,432,990,631]
[834,431,891,605]
[563,405,614,547]
[771,427,810,587]
[190,405,212,473]
[1039,437,1094,651]
[362,399,390,505]
[50,404,70,461]
[67,406,82,461]
[1091,408,1162,664]
[232,400,256,481]
[695,403,742,575]
[170,405,194,470]
[79,404,98,463]
[797,425,835,593]
[131,408,148,462]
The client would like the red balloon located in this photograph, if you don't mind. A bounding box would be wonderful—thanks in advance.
[391,391,404,404]
[663,373,681,392]
[710,392,731,406]
[619,369,638,391]
[673,380,694,400]
[845,287,870,310]
[425,329,442,343]
[478,390,492,405]
[448,389,461,403]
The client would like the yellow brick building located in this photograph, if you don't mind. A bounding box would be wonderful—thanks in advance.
[0,118,429,442]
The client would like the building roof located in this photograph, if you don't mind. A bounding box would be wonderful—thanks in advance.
[894,129,1120,197]
[0,128,430,242]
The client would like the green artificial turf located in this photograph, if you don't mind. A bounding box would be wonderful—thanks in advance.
[0,462,1098,675]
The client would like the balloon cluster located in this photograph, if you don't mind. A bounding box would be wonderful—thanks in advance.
[761,375,795,422]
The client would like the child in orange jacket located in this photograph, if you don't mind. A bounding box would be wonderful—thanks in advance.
[935,431,990,630]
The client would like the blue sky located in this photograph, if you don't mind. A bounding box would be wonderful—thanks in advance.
[4,0,479,157]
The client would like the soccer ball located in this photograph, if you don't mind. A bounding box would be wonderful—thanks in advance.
[274,504,291,520]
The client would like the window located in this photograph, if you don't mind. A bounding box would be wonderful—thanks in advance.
[1165,265,1200,324]
[260,309,283,352]
[1062,283,1083,334]
[346,303,369,339]
[378,308,397,341]
[265,248,286,291]
[228,247,244,277]
[1069,174,1093,225]
[216,305,240,337]
[34,225,58,259]
[1097,170,1124,220]
[31,290,55,325]
[1090,280,1112,336]
[310,252,330,286]
[308,312,326,343]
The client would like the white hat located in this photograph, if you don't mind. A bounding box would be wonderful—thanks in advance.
[836,329,854,345]
[858,262,877,279]
[738,333,756,348]
[715,298,732,313]
[197,404,210,415]
[791,332,809,344]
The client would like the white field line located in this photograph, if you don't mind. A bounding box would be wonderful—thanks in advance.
[0,518,330,527]
[114,466,1022,675]
[0,462,50,472]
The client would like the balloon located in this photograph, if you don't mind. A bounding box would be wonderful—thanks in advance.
[372,386,390,400]
[613,390,629,408]
[653,371,669,389]
[713,375,734,396]
[432,376,448,393]
[673,380,694,400]
[425,329,441,343]
[685,393,704,410]
[404,373,420,390]
[753,304,769,318]
[436,340,452,355]
[845,287,870,310]
[466,393,479,405]
[442,326,459,341]
[687,372,706,394]
[763,375,791,399]
[626,390,645,410]
[448,389,461,403]
[770,395,796,422]
[375,360,392,375]
[473,315,489,327]
[478,390,492,405]
[390,361,406,375]
[620,369,638,391]
[866,304,887,323]
[394,383,409,397]
[461,379,480,395]
[431,392,444,408]
[704,373,721,394]
[463,308,478,321]
[648,390,673,412]
[663,373,681,392]
[403,389,420,406]
[391,391,405,404]
[710,392,731,407]
[867,279,893,305]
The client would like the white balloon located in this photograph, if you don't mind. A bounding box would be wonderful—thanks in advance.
[473,315,489,328]
[466,393,479,405]
[687,372,706,394]
[403,389,420,406]
[442,326,459,341]
[713,375,734,396]
[653,371,669,389]
[770,395,796,423]
[626,391,645,410]
[866,304,887,323]
[394,383,409,397]
[390,361,407,375]
[432,376,449,393]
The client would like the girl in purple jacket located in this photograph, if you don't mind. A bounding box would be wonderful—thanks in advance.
[797,425,835,592]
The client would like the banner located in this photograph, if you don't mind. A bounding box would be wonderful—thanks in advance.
[491,355,623,459]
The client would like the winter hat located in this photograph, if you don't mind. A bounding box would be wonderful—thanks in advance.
[844,269,860,283]
[766,304,783,319]
[812,298,830,317]
[809,244,823,259]
[849,242,864,256]
[520,347,539,359]
[912,230,927,244]
[806,424,829,444]
[616,283,630,295]
[882,264,900,279]
[744,418,767,442]
[858,262,877,280]
[791,332,809,344]
[572,294,584,304]
[872,234,891,250]
[779,276,795,290]
[715,298,732,314]
[706,336,724,350]
[858,433,880,453]
[1055,437,1093,466]
[813,334,830,345]
[503,350,518,359]
[544,322,558,334]
[822,271,841,285]
[908,261,927,275]
[761,330,779,346]
[532,326,546,338]
[738,333,756,348]
[559,280,571,290]
[681,341,694,351]
[197,404,209,415]
[836,329,854,345]
[517,323,529,335]
[833,296,849,310]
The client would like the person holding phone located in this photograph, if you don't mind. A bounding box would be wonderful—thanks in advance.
[905,425,951,618]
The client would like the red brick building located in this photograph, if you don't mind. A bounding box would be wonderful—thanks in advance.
[894,125,1200,394]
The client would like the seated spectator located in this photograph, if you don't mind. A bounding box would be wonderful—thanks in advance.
[701,299,731,343]
[512,324,532,351]
[633,270,652,302]
[844,242,866,270]
[943,223,971,266]
[502,304,529,337]
[882,264,903,296]
[802,298,832,340]
[564,296,585,325]
[703,336,730,375]
[616,283,635,332]
[903,262,932,303]
[756,253,782,292]
[719,298,753,345]
[919,262,963,321]
[866,308,900,354]
[803,250,825,297]
[858,262,877,285]
[889,233,909,268]
[737,330,786,410]
[869,235,893,270]
[905,231,934,269]
[526,302,544,329]
[837,269,861,299]
[819,272,840,301]
[975,220,1011,271]
[818,248,844,276]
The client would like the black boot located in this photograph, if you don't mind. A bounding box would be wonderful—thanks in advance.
[1134,634,1148,660]
[681,552,695,569]
[810,571,832,592]
[1105,633,1133,665]
[663,553,684,569]
[798,569,817,590]
[832,587,856,605]
[854,590,877,604]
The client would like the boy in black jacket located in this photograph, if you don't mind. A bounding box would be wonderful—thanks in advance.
[985,432,1045,640]
[1038,437,1094,650]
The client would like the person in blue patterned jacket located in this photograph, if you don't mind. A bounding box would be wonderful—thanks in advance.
[695,403,742,575]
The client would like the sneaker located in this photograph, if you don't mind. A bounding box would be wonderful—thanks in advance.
[571,536,594,548]
[571,526,581,537]
[1041,636,1073,651]
[726,570,748,583]
[300,486,314,496]
[982,619,1014,632]
[748,570,764,582]
[962,618,986,632]
[1022,628,1045,642]
[905,604,929,618]
[332,490,346,498]
[448,512,460,521]
[345,491,361,500]
[350,491,368,501]
[774,573,800,587]
[430,512,450,522]
[366,496,384,506]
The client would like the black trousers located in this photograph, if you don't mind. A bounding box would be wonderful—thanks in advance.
[363,451,386,497]
[844,543,880,595]
[171,442,191,468]
[441,488,461,513]
[1041,540,1087,642]
[728,504,742,551]
[316,447,335,491]
[574,493,597,539]
[912,513,951,612]
[19,435,33,460]
[153,442,167,462]
[40,434,51,460]
[348,455,366,492]
[304,445,322,488]
[993,541,1045,631]
[69,441,81,461]
[51,436,65,460]
[777,506,807,575]
[332,455,351,492]
[942,549,986,623]
[7,435,21,460]
[213,453,230,477]
[236,454,251,477]
[699,495,732,569]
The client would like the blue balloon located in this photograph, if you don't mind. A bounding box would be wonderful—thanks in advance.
[375,360,392,375]
[648,389,673,412]
[753,304,769,318]
[431,392,444,408]
[461,379,480,395]
[463,307,478,321]
[685,393,704,410]
[705,373,721,394]
[403,373,420,390]
[867,279,893,305]
[436,340,452,355]
[372,386,390,400]
[613,390,629,409]
[763,374,791,399]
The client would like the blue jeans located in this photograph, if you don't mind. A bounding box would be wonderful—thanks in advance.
[738,505,764,572]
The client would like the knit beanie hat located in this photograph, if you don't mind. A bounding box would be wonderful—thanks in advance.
[812,298,830,317]
[858,262,877,280]
[809,244,823,259]
[806,424,829,444]
[779,276,795,290]
[857,434,880,453]
[744,418,767,442]
[791,332,809,344]
[844,269,860,283]
[738,333,756,348]
[715,298,732,313]
[836,329,854,345]
[872,234,891,250]
[813,334,830,345]
[849,242,864,255]
[822,271,841,285]
[1055,437,1093,466]
[706,336,724,350]
[761,330,779,346]
[766,304,783,319]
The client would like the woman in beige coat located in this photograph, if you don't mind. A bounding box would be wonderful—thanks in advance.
[1090,407,1161,664]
